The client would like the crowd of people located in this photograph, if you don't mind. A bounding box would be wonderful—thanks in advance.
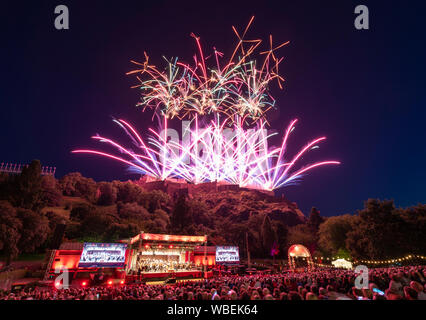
[1,265,425,300]
[135,257,195,273]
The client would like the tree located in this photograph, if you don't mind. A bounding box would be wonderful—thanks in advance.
[70,203,95,221]
[261,214,276,255]
[139,190,170,212]
[170,194,192,233]
[0,201,22,265]
[97,182,117,206]
[346,199,406,259]
[399,204,426,254]
[246,214,265,257]
[117,202,150,220]
[60,172,82,196]
[115,182,144,203]
[287,224,316,252]
[0,173,11,201]
[307,207,324,233]
[318,214,354,255]
[187,199,210,226]
[79,210,118,240]
[154,209,171,229]
[59,172,97,202]
[104,222,139,242]
[10,160,45,211]
[273,221,288,258]
[41,175,63,206]
[16,209,50,253]
[335,247,351,260]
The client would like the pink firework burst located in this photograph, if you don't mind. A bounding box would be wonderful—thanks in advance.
[73,116,339,191]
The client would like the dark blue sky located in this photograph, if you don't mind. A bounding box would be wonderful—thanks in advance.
[1,0,425,216]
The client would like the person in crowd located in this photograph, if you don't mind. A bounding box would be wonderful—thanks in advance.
[404,287,418,300]
[410,281,426,300]
[388,273,404,297]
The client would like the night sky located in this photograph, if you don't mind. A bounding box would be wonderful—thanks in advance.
[2,0,426,217]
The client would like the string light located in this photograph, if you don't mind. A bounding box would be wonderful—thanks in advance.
[356,254,425,265]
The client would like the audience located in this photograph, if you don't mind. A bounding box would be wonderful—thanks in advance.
[0,265,424,300]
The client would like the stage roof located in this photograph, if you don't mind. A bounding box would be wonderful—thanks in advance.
[121,233,207,245]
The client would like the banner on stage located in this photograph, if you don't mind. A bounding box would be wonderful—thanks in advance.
[215,246,239,264]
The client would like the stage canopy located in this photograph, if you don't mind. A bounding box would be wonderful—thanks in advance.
[121,232,207,245]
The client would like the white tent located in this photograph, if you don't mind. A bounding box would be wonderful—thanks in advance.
[331,258,353,269]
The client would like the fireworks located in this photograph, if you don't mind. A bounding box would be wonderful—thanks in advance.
[126,16,287,125]
[72,116,339,191]
[73,17,340,191]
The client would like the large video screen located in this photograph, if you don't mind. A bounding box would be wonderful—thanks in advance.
[215,246,240,264]
[78,243,127,268]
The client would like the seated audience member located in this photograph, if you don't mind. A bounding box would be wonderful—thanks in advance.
[305,292,318,300]
[279,292,288,300]
[388,274,404,297]
[288,291,302,300]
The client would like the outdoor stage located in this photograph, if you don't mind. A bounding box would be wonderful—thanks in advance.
[121,232,211,281]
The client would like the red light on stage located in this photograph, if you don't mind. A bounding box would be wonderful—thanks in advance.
[169,245,173,249]
[120,280,124,285]
[82,281,87,286]
[159,245,162,248]
[55,282,60,288]
[145,244,150,249]
[108,280,113,285]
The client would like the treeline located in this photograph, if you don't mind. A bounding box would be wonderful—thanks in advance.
[0,160,425,265]
[317,200,426,260]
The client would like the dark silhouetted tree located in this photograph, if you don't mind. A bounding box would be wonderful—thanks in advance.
[273,221,288,258]
[16,208,50,254]
[115,182,144,203]
[70,203,95,221]
[59,172,97,202]
[117,202,150,220]
[11,160,45,211]
[307,207,324,233]
[41,175,63,206]
[400,204,426,254]
[97,182,117,206]
[261,214,276,255]
[287,224,316,252]
[0,201,22,265]
[346,199,406,259]
[171,194,192,233]
[318,214,354,255]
